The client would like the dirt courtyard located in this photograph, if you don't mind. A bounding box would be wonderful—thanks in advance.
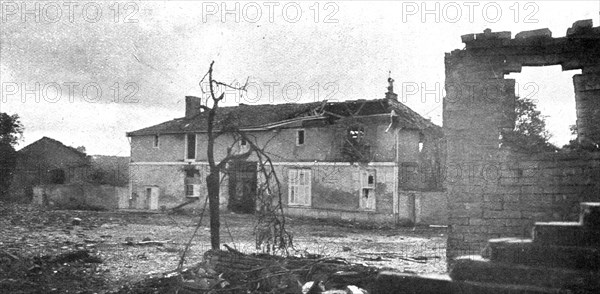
[0,202,447,293]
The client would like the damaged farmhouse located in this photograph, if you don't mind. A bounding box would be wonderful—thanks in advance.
[126,79,445,225]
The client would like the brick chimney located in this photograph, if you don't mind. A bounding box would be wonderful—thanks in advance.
[185,96,202,118]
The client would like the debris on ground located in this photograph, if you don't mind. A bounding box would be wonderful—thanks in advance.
[0,200,446,293]
[113,249,377,293]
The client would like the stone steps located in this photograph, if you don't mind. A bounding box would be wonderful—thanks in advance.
[455,281,571,294]
[532,202,600,247]
[451,202,600,293]
[374,202,600,293]
[580,202,600,229]
[449,255,600,291]
[532,222,600,247]
[483,237,600,270]
[375,271,571,294]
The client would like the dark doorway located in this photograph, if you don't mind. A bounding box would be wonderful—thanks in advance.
[228,161,257,214]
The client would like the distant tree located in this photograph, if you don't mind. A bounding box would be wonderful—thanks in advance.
[76,146,86,154]
[562,124,579,150]
[0,113,24,198]
[0,113,23,145]
[562,124,600,151]
[501,97,558,153]
[570,124,577,137]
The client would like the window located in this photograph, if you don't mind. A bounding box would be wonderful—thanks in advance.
[359,169,376,210]
[186,133,196,160]
[296,130,305,146]
[348,126,365,143]
[342,125,370,162]
[153,135,160,148]
[185,184,201,197]
[238,137,249,152]
[49,168,65,184]
[288,169,311,206]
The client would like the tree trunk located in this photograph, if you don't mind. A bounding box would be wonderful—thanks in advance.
[207,169,221,250]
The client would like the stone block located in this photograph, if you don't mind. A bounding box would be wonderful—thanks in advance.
[580,202,600,229]
[484,210,521,219]
[469,218,487,226]
[504,219,530,227]
[504,194,521,203]
[485,237,600,270]
[499,177,519,186]
[502,186,522,195]
[455,280,573,294]
[475,29,512,40]
[449,255,600,291]
[567,19,594,36]
[375,272,571,294]
[483,201,503,211]
[520,185,544,194]
[502,203,525,212]
[483,194,501,202]
[327,271,372,291]
[374,271,453,294]
[461,34,475,43]
[515,28,552,40]
[454,225,487,234]
[485,219,507,228]
[463,234,491,243]
[486,226,521,235]
[449,202,469,210]
[533,222,600,247]
[453,208,484,218]
[450,217,470,226]
[522,211,551,221]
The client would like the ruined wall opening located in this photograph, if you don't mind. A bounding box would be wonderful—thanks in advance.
[505,66,581,149]
[444,20,600,259]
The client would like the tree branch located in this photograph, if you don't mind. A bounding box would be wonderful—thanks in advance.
[213,76,249,91]
[216,140,254,170]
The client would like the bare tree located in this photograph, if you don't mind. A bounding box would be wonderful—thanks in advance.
[187,61,292,252]
[186,61,249,249]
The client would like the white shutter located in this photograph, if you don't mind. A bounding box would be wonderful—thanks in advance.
[192,184,201,197]
[288,169,311,206]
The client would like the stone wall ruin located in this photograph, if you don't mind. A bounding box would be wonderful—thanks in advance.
[444,20,600,258]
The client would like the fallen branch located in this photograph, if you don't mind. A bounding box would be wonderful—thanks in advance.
[222,244,243,255]
[396,256,428,264]
[177,194,209,271]
[354,255,390,262]
[353,252,428,263]
[124,240,173,246]
[1,249,19,260]
[169,198,199,212]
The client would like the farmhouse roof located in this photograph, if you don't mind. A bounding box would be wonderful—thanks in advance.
[127,98,439,136]
[18,136,88,159]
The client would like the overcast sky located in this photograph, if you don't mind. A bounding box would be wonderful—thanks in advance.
[1,1,599,156]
